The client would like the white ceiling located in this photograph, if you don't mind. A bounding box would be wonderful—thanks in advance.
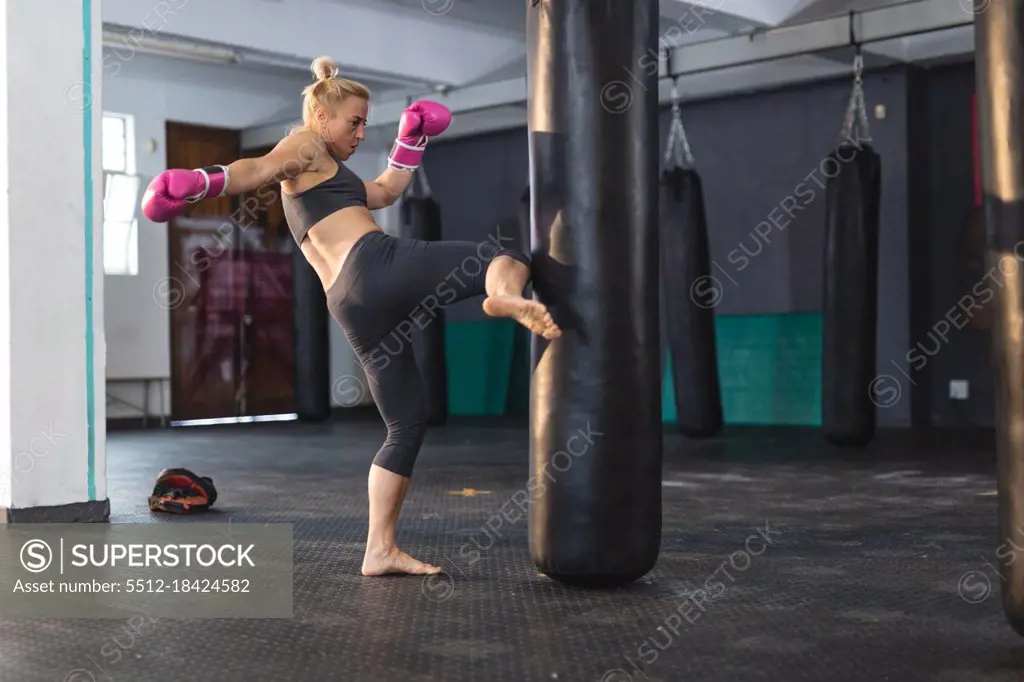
[315,0,526,36]
[784,0,920,23]
[109,0,977,136]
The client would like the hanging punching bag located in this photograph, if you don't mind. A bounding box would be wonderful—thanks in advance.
[975,0,1024,637]
[660,100,723,438]
[293,244,331,421]
[527,0,661,587]
[519,185,531,254]
[397,175,448,426]
[822,55,882,446]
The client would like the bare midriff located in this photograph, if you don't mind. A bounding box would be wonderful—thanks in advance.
[299,206,382,292]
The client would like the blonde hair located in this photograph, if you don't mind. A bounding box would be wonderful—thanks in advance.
[301,56,371,130]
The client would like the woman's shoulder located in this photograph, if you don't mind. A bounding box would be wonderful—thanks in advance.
[278,128,330,170]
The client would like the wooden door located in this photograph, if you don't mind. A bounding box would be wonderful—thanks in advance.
[165,122,244,421]
[237,144,296,416]
[165,129,299,421]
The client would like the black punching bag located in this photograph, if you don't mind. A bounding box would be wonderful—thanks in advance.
[398,175,448,426]
[821,64,881,446]
[519,185,531,253]
[293,245,331,421]
[527,0,661,587]
[975,0,1024,637]
[660,103,723,438]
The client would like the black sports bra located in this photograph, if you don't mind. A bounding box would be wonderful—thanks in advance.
[281,152,367,246]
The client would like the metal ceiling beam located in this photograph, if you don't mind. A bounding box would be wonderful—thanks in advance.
[663,0,972,77]
[101,23,434,89]
[368,78,528,126]
[100,0,522,87]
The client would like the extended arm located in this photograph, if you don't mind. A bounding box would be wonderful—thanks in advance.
[141,130,323,223]
[224,131,322,194]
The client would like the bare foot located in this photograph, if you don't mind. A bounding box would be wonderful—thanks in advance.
[361,546,442,576]
[483,295,562,339]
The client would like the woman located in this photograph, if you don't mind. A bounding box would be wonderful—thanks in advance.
[142,56,561,577]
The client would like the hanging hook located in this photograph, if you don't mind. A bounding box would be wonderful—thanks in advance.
[848,10,863,74]
[839,17,871,145]
[664,80,694,170]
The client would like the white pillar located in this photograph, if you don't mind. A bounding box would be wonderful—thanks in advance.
[0,0,106,521]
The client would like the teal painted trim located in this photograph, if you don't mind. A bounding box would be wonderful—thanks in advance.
[444,320,517,416]
[83,0,95,500]
[662,312,823,427]
[661,353,677,423]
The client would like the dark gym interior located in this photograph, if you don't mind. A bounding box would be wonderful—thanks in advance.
[4,1,1024,681]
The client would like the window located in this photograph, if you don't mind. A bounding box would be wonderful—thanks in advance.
[102,113,140,276]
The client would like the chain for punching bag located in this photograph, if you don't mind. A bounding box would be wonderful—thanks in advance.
[822,48,882,446]
[840,52,872,146]
[660,82,723,437]
[663,84,695,171]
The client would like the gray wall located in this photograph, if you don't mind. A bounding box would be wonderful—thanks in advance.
[421,65,991,429]
[919,61,991,428]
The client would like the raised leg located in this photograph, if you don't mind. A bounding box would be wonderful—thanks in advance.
[482,255,561,339]
[356,235,562,341]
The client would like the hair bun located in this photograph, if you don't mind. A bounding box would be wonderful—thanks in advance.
[310,56,339,81]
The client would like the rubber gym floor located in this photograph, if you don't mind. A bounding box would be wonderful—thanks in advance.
[1,417,1019,682]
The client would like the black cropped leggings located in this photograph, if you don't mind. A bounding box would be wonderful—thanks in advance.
[326,230,530,477]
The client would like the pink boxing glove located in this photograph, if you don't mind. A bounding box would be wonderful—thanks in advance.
[141,166,230,223]
[387,100,452,172]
